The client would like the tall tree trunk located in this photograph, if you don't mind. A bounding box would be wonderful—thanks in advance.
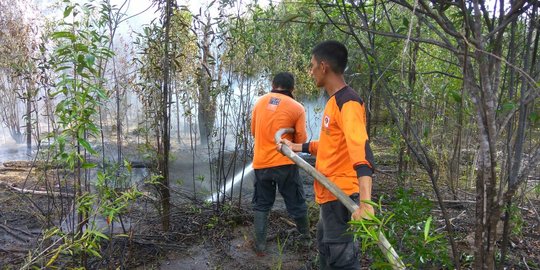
[500,3,538,267]
[399,24,420,180]
[469,33,501,270]
[448,85,465,200]
[158,0,173,231]
[197,14,216,146]
[499,18,518,269]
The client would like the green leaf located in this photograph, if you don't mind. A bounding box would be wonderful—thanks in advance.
[54,66,72,73]
[280,14,302,27]
[501,102,516,112]
[64,5,75,18]
[51,31,76,42]
[82,162,97,169]
[76,64,85,74]
[85,54,95,67]
[124,159,132,173]
[87,247,102,258]
[426,234,445,244]
[424,216,432,241]
[74,43,89,53]
[402,17,409,28]
[78,138,97,155]
[361,199,378,207]
[448,90,462,103]
[529,111,538,124]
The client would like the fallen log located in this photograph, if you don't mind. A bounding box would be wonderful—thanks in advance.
[0,167,30,172]
[0,181,74,197]
[2,159,153,169]
[3,161,44,168]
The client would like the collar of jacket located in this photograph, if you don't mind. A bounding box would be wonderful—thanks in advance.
[271,89,294,99]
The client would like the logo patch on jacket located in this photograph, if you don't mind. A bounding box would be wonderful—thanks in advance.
[267,97,281,111]
[323,115,330,128]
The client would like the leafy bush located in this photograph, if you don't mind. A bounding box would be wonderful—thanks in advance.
[351,188,452,269]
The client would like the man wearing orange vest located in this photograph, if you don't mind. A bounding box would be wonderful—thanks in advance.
[250,72,310,256]
[282,41,375,269]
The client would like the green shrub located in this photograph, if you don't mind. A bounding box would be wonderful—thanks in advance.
[350,188,452,269]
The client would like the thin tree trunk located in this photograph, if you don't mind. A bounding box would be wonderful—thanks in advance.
[398,23,420,181]
[158,0,173,231]
[176,87,181,144]
[25,85,32,154]
[448,85,465,200]
[499,18,518,270]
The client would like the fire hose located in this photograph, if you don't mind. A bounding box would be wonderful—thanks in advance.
[275,128,406,270]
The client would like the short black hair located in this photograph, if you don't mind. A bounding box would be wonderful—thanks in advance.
[272,72,295,91]
[311,40,348,74]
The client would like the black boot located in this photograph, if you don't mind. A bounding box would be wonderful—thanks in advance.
[294,215,312,249]
[253,211,269,256]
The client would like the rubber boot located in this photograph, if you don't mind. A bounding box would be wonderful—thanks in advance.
[294,215,312,250]
[253,211,269,256]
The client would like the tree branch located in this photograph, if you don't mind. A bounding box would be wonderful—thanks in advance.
[485,0,530,40]
[255,17,458,53]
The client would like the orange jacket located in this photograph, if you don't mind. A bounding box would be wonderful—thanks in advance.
[304,86,375,204]
[251,92,307,169]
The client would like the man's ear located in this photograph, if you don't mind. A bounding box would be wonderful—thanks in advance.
[320,61,328,74]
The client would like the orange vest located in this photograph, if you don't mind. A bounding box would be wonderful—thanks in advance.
[307,86,374,204]
[251,92,307,169]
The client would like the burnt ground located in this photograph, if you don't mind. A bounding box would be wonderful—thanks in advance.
[0,156,539,269]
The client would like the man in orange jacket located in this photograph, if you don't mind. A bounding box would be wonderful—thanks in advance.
[282,41,375,269]
[250,72,310,256]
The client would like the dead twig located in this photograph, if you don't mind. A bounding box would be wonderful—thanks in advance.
[279,217,296,227]
[522,256,531,270]
[435,210,467,233]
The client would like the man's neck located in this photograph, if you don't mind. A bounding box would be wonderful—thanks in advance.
[324,75,347,96]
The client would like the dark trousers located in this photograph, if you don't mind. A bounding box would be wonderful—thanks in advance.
[252,164,307,219]
[317,194,361,270]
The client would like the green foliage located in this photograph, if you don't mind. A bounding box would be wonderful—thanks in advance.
[223,0,340,97]
[350,189,452,269]
[41,227,109,267]
[205,215,220,229]
[40,0,119,267]
[49,0,113,169]
[506,204,524,238]
[273,234,290,270]
[95,162,142,226]
[36,161,141,268]
[196,174,206,182]
[530,110,539,127]
[145,174,164,185]
[387,189,452,268]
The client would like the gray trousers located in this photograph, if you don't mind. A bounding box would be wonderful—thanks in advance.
[317,194,361,269]
[252,164,307,219]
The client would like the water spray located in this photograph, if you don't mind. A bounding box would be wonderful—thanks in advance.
[206,162,254,203]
